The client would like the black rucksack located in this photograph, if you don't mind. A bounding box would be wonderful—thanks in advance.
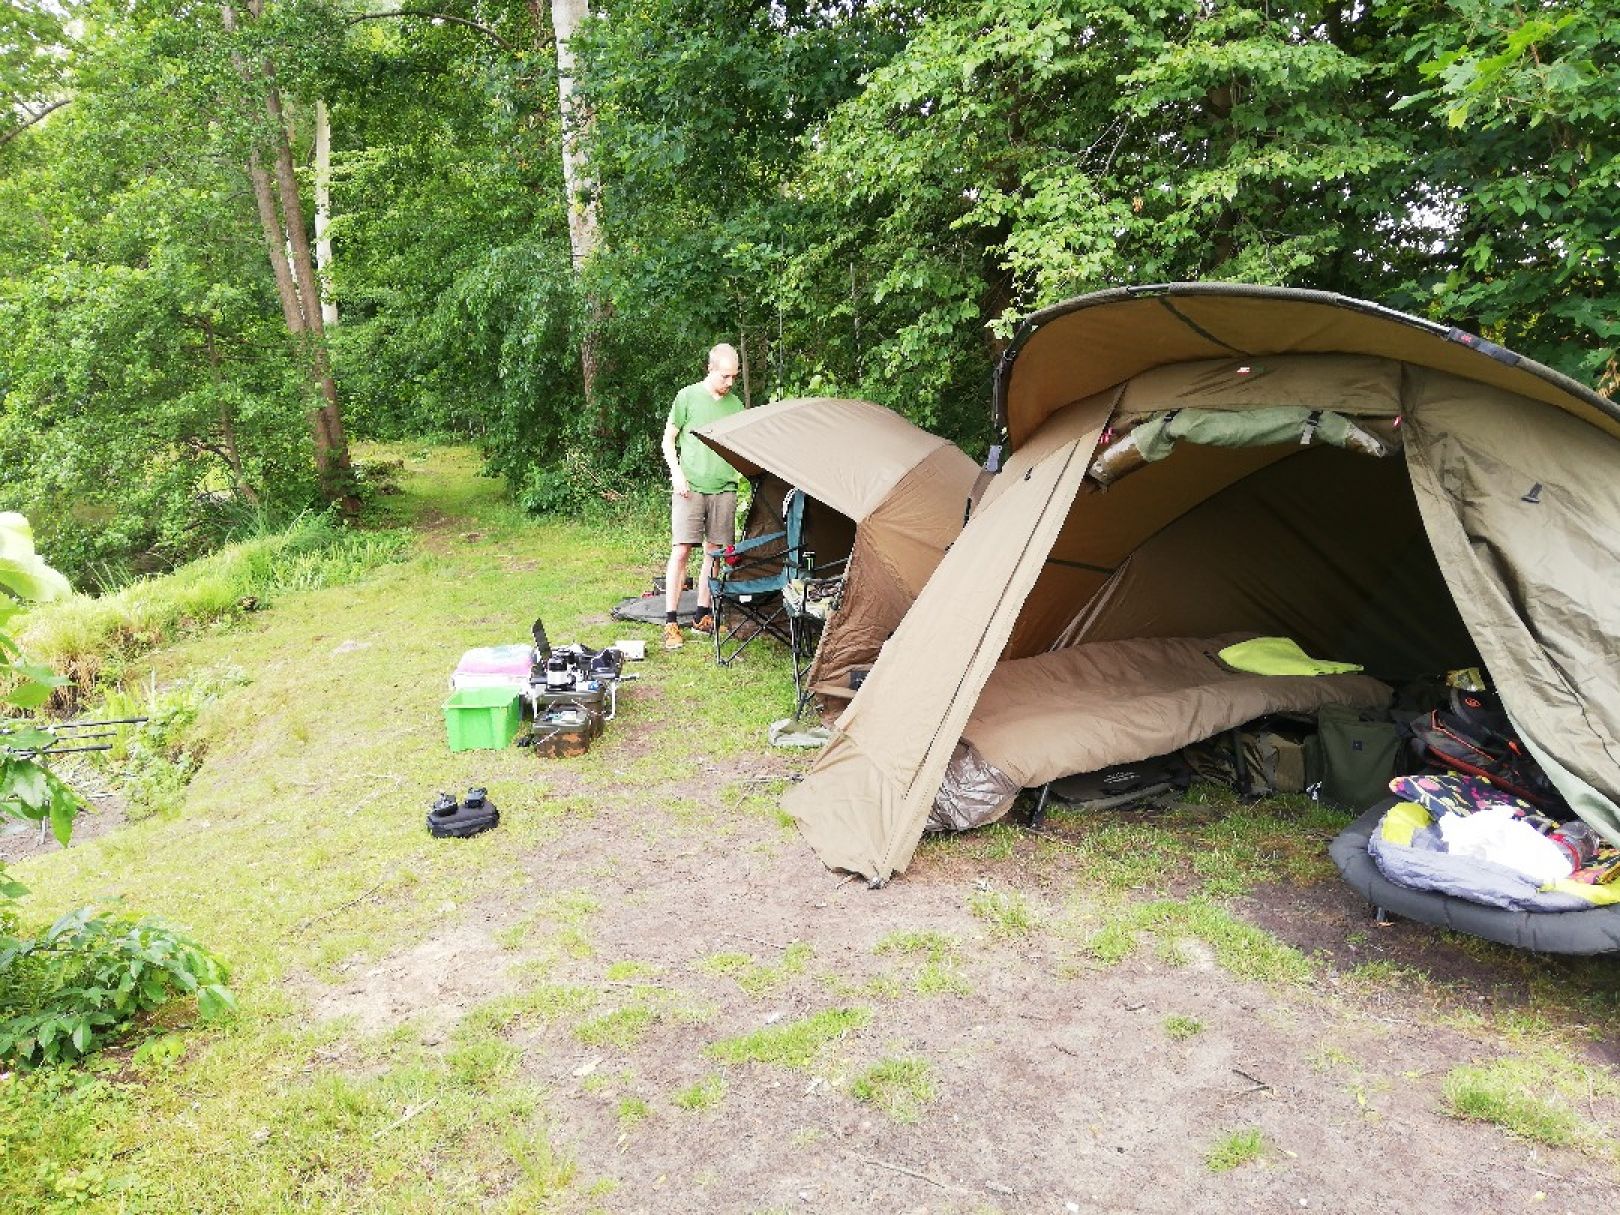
[1409,688,1564,812]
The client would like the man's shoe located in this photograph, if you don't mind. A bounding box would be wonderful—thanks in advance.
[662,622,684,651]
[691,612,715,635]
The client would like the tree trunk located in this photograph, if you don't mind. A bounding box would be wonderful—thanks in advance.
[548,0,599,268]
[222,0,356,511]
[314,98,338,329]
[545,0,610,435]
[247,148,304,331]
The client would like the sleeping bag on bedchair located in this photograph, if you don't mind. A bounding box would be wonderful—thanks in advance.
[1330,774,1620,955]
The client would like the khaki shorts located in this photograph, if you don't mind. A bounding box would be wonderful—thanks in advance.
[671,489,737,550]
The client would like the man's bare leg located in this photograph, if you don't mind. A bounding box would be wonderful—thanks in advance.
[665,543,693,614]
[663,543,692,649]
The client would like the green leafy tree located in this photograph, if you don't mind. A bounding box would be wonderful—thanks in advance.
[1385,0,1620,384]
[778,0,1417,439]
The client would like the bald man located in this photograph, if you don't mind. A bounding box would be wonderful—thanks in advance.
[660,343,744,650]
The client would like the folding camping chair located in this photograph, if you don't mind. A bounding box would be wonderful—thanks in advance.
[710,487,836,713]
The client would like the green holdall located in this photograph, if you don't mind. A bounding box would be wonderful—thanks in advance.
[1317,704,1400,811]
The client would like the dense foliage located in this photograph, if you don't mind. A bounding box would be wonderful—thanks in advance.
[0,908,234,1068]
[1,0,1614,577]
[1,513,234,1069]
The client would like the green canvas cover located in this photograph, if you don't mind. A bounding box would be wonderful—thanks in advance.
[1403,368,1620,846]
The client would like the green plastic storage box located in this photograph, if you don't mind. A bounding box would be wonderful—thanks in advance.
[443,686,522,752]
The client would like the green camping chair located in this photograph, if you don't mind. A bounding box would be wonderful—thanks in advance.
[710,487,831,712]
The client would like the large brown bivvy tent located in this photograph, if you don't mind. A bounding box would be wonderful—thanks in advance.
[783,285,1620,944]
[697,396,979,702]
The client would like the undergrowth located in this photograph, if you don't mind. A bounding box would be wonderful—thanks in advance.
[91,667,250,819]
[18,514,409,706]
[0,905,234,1068]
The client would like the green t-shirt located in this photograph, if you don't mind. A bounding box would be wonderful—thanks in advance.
[668,382,744,493]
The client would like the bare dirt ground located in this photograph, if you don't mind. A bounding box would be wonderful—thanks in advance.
[301,738,1620,1215]
[0,761,126,865]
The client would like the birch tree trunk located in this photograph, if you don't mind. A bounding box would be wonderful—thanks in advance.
[546,0,608,433]
[314,98,338,328]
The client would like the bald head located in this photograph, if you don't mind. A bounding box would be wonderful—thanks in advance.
[704,344,740,397]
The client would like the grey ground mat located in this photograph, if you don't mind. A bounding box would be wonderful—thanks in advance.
[1330,799,1620,955]
[611,589,701,624]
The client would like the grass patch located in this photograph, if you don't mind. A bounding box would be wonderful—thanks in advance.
[968,889,1038,938]
[616,1095,651,1127]
[1442,1057,1588,1147]
[1206,1127,1267,1172]
[851,1057,935,1123]
[673,1074,727,1112]
[912,960,972,997]
[708,1007,870,1070]
[873,931,970,996]
[1042,788,1351,898]
[696,942,813,997]
[1081,898,1311,984]
[605,960,659,981]
[873,930,959,961]
[575,1006,655,1049]
[1164,1015,1204,1041]
[497,891,600,957]
[19,513,410,706]
[459,985,599,1039]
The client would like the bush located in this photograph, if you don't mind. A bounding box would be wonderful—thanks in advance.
[0,906,234,1069]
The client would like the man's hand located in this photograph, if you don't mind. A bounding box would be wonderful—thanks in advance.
[672,473,691,498]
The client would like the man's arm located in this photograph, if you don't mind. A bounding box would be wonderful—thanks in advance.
[662,421,689,497]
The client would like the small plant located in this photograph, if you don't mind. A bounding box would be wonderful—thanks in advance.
[673,1074,727,1112]
[0,908,235,1068]
[1205,1128,1267,1172]
[1164,1015,1204,1041]
[851,1057,935,1123]
[708,1007,870,1070]
[96,666,248,818]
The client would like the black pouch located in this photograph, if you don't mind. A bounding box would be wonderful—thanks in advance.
[428,788,500,838]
